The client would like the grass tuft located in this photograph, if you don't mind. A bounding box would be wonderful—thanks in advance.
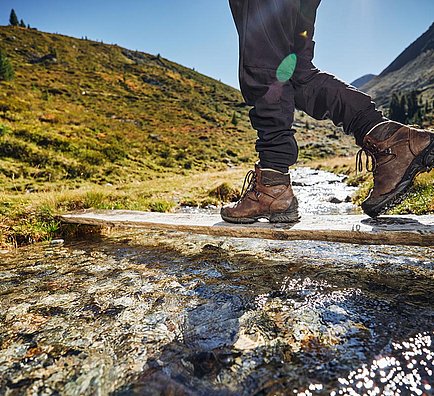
[208,182,240,203]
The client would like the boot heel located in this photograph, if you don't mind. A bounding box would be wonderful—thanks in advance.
[269,198,300,223]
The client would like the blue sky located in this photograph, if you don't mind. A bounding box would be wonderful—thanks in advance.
[0,1,433,88]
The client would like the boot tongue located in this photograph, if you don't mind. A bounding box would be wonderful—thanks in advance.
[369,121,403,141]
[260,170,290,186]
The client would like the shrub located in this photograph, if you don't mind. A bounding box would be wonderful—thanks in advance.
[208,183,240,202]
[0,50,14,81]
[147,199,175,213]
[0,124,9,136]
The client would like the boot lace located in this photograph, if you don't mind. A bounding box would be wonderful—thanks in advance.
[355,142,395,174]
[355,146,377,174]
[240,169,256,199]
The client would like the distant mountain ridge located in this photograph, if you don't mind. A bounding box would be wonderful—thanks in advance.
[380,22,434,77]
[351,74,376,88]
[361,23,434,111]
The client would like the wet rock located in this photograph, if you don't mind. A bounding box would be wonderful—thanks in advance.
[292,181,307,187]
[29,53,57,64]
[50,239,65,246]
[329,197,343,204]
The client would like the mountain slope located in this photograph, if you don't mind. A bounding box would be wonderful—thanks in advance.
[0,26,257,190]
[0,26,355,193]
[351,74,376,89]
[380,22,434,77]
[362,23,434,110]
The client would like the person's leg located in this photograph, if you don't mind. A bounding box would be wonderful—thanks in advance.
[291,0,385,146]
[221,0,300,223]
[229,0,300,172]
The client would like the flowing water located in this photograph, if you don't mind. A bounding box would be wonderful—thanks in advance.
[181,167,357,216]
[0,169,433,396]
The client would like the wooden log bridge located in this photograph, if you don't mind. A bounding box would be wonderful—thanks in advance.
[59,210,434,247]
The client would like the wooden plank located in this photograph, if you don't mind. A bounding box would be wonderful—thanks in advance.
[59,210,434,246]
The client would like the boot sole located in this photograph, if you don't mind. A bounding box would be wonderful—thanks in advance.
[221,198,300,224]
[362,135,434,218]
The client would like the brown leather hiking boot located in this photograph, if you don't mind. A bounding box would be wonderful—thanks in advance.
[220,164,299,224]
[358,121,434,217]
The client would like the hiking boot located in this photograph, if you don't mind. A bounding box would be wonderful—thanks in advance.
[357,121,434,217]
[220,163,299,224]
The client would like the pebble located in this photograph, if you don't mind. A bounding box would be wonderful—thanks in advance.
[50,239,65,246]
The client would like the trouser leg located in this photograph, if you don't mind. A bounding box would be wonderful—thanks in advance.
[292,0,385,146]
[229,0,385,173]
[229,0,299,172]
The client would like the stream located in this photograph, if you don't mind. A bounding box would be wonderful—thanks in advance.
[0,168,433,396]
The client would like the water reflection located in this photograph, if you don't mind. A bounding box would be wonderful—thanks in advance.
[329,333,433,396]
[0,230,433,395]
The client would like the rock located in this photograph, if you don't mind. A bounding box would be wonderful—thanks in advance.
[29,53,58,64]
[329,197,343,204]
[50,239,65,246]
[292,181,307,187]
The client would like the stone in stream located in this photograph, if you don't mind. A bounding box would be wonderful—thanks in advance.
[50,239,65,246]
[329,197,343,204]
[60,211,434,247]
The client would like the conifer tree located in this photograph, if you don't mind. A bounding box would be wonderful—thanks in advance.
[9,9,19,26]
[0,50,14,81]
[407,90,419,123]
[389,90,426,124]
[19,19,26,28]
[389,92,406,123]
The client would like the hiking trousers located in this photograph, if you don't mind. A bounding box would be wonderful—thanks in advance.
[229,0,385,172]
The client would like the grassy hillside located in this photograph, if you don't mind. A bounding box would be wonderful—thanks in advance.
[0,26,259,192]
[0,26,357,193]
